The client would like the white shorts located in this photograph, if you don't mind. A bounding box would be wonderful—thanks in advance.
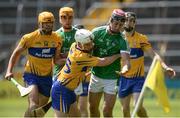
[74,82,83,95]
[89,74,118,95]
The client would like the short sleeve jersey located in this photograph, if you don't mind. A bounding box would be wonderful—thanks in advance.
[19,30,62,77]
[91,26,129,80]
[122,31,152,78]
[57,43,99,90]
[53,27,78,75]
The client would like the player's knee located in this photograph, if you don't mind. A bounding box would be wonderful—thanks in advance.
[79,106,87,113]
[89,104,97,112]
[103,106,114,117]
[137,106,148,117]
[103,109,113,117]
[122,105,130,114]
[28,105,38,117]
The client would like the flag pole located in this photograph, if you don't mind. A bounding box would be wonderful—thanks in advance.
[131,56,158,118]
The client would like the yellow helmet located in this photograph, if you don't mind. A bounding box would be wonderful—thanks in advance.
[38,11,55,23]
[59,7,74,17]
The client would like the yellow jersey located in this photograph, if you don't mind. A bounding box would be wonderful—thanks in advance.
[123,31,152,78]
[19,30,62,77]
[57,43,99,90]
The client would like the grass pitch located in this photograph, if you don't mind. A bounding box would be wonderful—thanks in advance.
[0,97,179,117]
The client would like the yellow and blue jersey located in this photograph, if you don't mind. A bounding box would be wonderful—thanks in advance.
[57,43,99,90]
[19,30,62,77]
[123,31,151,78]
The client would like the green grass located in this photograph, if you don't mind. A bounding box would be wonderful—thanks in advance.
[0,80,179,117]
[0,97,179,117]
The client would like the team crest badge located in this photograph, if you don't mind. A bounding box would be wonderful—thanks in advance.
[44,41,48,46]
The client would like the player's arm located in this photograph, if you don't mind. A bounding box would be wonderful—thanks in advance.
[53,45,67,66]
[145,47,176,78]
[120,52,130,74]
[53,36,67,66]
[5,44,26,80]
[54,53,67,66]
[96,54,121,67]
[58,52,68,66]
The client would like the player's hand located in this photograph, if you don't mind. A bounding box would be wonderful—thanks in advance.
[115,65,129,75]
[60,52,68,58]
[165,67,176,78]
[121,65,129,74]
[85,71,91,77]
[5,72,13,81]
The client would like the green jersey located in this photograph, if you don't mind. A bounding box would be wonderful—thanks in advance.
[53,27,78,76]
[92,26,129,80]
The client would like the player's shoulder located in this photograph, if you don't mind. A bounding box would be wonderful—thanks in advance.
[92,25,107,33]
[56,27,63,33]
[52,31,62,37]
[135,31,148,38]
[22,29,39,40]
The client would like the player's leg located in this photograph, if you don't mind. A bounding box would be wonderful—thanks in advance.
[69,101,81,117]
[78,96,88,117]
[23,73,39,117]
[120,94,131,117]
[51,81,77,117]
[24,85,39,117]
[132,78,147,117]
[38,94,49,107]
[118,76,134,117]
[103,93,116,117]
[37,76,52,107]
[103,79,117,117]
[54,108,67,117]
[30,75,52,117]
[78,81,89,117]
[89,92,102,117]
[133,93,147,117]
[89,74,103,117]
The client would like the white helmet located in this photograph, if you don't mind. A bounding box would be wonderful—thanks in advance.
[75,29,94,44]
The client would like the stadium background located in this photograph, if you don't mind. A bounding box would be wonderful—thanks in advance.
[0,0,179,117]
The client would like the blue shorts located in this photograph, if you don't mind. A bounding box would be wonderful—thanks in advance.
[118,76,145,98]
[23,73,52,97]
[80,82,89,96]
[51,81,76,113]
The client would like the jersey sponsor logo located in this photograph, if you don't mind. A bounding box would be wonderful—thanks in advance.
[42,48,50,54]
[28,47,56,58]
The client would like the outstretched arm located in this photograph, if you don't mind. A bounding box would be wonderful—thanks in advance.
[5,44,26,80]
[145,47,176,78]
[96,54,121,67]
